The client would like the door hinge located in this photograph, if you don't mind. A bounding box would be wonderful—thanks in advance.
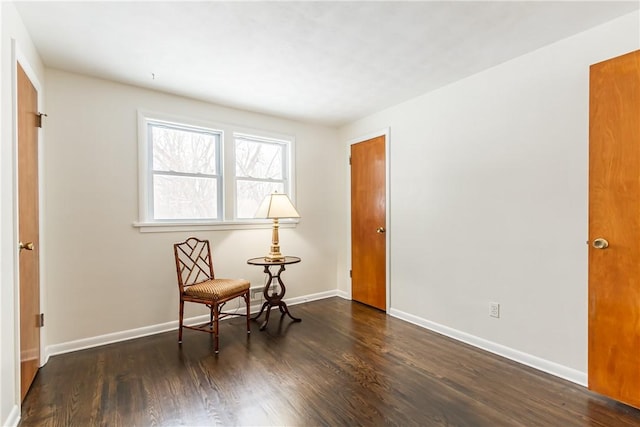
[349,269,352,278]
[38,313,44,327]
[36,112,47,128]
[349,156,351,165]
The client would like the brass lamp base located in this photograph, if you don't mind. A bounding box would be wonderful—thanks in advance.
[265,218,285,261]
[264,253,285,262]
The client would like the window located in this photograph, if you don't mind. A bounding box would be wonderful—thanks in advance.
[234,133,290,219]
[147,120,222,221]
[136,111,295,231]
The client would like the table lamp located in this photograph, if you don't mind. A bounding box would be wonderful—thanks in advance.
[254,192,300,261]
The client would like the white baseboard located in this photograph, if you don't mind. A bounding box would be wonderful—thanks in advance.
[45,291,338,360]
[285,289,338,306]
[336,290,351,300]
[389,308,587,386]
[46,304,259,360]
[3,404,20,427]
[45,292,586,388]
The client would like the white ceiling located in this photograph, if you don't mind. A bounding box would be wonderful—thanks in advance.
[14,1,640,127]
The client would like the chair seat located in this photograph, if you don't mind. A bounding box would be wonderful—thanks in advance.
[184,278,250,300]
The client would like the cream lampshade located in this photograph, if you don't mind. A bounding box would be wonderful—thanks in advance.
[254,192,300,261]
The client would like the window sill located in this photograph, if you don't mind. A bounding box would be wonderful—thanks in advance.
[132,219,299,233]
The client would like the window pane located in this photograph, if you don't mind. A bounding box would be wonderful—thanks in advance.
[235,139,283,179]
[153,174,218,220]
[236,180,284,219]
[151,124,218,174]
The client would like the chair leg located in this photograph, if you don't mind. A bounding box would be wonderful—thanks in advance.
[213,303,220,354]
[245,292,251,334]
[178,299,184,344]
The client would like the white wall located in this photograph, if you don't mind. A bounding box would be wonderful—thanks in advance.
[338,11,639,378]
[42,69,341,347]
[0,3,45,426]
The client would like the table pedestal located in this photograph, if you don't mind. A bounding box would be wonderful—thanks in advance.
[247,257,301,331]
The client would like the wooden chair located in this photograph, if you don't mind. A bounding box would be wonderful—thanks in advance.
[173,237,250,353]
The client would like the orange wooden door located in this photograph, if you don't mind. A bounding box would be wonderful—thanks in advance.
[351,135,386,311]
[18,63,41,401]
[588,50,640,408]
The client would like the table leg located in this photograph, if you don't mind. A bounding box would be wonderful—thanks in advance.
[251,300,269,330]
[278,300,301,323]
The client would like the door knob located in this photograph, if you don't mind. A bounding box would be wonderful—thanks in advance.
[592,238,609,249]
[19,241,34,251]
[376,227,386,234]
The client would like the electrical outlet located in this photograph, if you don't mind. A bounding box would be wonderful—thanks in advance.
[250,287,264,301]
[490,302,500,318]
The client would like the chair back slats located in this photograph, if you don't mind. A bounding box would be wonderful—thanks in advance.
[174,237,215,290]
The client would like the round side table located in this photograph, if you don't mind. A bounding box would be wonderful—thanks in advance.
[247,256,302,331]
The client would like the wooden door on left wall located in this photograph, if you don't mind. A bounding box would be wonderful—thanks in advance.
[18,63,41,401]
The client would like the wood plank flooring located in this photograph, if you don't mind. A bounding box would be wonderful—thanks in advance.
[19,298,640,426]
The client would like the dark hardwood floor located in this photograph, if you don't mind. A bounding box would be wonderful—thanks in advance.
[19,298,640,426]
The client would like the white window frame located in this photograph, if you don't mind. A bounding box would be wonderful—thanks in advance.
[232,132,293,220]
[146,119,223,222]
[134,110,297,232]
